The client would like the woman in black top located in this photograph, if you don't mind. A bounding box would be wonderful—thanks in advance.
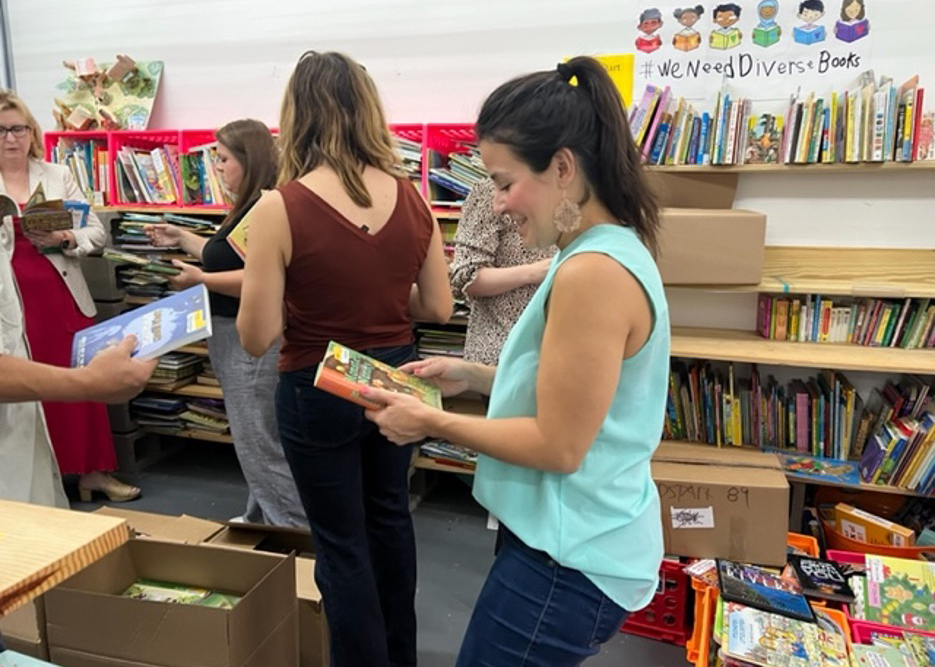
[145,119,306,527]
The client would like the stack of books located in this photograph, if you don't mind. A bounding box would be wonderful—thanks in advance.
[427,146,487,207]
[178,143,231,206]
[48,135,109,205]
[146,352,204,391]
[131,395,229,437]
[115,144,181,204]
[758,294,935,349]
[419,440,477,471]
[393,135,422,185]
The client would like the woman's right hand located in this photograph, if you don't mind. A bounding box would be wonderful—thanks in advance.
[398,357,474,397]
[143,223,182,247]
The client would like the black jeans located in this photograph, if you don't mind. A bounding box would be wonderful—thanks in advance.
[277,344,417,667]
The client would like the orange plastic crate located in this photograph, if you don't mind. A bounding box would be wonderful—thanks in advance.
[684,532,819,664]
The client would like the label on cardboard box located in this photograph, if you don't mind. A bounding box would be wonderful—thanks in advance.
[670,506,715,529]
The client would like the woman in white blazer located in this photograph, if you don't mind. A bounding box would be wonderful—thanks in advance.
[0,89,140,503]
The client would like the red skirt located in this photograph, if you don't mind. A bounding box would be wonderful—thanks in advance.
[12,220,116,474]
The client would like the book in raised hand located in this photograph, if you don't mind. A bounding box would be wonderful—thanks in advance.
[71,284,212,367]
[314,340,442,410]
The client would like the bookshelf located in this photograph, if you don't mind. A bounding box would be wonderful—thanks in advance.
[147,428,234,445]
[145,383,223,400]
[671,327,935,374]
[648,162,935,174]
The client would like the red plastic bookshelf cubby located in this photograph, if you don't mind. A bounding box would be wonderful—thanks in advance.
[423,123,476,205]
[43,130,109,162]
[389,123,425,144]
[178,129,218,154]
[109,130,182,207]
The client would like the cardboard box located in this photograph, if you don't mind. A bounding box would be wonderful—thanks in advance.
[655,208,767,285]
[834,503,915,547]
[93,507,222,544]
[647,172,739,209]
[651,443,789,566]
[0,598,47,660]
[44,540,298,667]
[206,523,326,667]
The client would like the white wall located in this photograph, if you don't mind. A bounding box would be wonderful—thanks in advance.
[7,0,935,258]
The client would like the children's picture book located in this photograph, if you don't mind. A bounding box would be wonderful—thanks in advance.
[314,341,443,410]
[102,247,182,275]
[853,555,935,631]
[717,559,816,622]
[121,578,240,608]
[721,601,848,667]
[773,452,862,486]
[848,644,917,667]
[226,211,250,261]
[788,555,856,604]
[0,184,89,233]
[71,284,211,367]
[904,633,935,666]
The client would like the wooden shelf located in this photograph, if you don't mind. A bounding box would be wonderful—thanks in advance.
[176,344,210,356]
[146,428,233,444]
[677,247,935,299]
[648,161,935,174]
[783,472,928,498]
[96,205,229,216]
[660,440,930,498]
[413,456,476,475]
[145,383,224,399]
[671,326,935,374]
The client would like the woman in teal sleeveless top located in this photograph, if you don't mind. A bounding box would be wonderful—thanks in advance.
[365,56,670,666]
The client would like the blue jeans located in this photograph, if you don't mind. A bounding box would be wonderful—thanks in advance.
[277,344,417,667]
[456,528,628,667]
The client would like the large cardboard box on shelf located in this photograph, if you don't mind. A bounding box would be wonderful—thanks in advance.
[44,540,298,667]
[93,506,222,544]
[655,208,767,285]
[0,598,48,660]
[651,442,789,566]
[206,523,327,667]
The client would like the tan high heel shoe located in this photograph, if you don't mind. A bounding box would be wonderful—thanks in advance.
[78,472,142,503]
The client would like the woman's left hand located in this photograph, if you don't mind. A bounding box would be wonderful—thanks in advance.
[167,260,205,290]
[25,230,74,250]
[363,387,437,445]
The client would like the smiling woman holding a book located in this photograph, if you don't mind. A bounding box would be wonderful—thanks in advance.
[363,57,670,666]
[237,51,452,667]
[143,119,306,530]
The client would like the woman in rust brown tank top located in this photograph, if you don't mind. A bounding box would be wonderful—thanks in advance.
[237,51,452,667]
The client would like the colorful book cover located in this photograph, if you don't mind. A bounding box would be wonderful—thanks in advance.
[226,210,250,261]
[788,555,856,604]
[71,284,212,367]
[861,555,935,631]
[314,341,443,410]
[848,644,916,667]
[721,602,848,667]
[771,451,861,486]
[716,559,816,622]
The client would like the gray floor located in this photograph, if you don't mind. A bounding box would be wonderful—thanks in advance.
[69,445,687,666]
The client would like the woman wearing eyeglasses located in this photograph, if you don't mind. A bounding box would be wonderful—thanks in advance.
[0,89,140,505]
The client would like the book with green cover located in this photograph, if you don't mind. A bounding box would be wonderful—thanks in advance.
[314,340,442,410]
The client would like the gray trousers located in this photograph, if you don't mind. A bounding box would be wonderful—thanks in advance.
[208,316,307,528]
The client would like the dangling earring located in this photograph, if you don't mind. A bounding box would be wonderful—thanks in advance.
[553,191,581,233]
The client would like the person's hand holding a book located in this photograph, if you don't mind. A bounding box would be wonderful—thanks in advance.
[166,260,205,290]
[80,335,159,402]
[25,229,76,251]
[363,357,487,445]
[143,223,182,248]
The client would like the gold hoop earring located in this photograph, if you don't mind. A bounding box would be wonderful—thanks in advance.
[553,192,581,233]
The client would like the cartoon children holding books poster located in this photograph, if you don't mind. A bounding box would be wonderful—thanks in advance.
[834,0,870,43]
[753,0,782,47]
[635,8,664,53]
[794,0,828,44]
[710,3,743,49]
[672,6,704,51]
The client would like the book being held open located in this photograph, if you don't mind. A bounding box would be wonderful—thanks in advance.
[71,284,212,367]
[314,341,442,410]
